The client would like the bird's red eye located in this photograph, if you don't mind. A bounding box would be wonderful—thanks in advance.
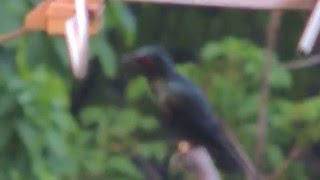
[140,56,153,64]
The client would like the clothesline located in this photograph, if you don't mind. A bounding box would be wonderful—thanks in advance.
[121,0,315,10]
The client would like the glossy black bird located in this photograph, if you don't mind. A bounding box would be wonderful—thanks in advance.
[122,45,250,173]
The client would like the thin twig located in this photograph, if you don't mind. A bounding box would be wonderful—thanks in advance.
[266,146,303,180]
[0,27,29,44]
[283,53,320,69]
[222,123,260,180]
[255,11,283,169]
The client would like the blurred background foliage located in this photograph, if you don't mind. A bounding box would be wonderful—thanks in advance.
[0,1,320,180]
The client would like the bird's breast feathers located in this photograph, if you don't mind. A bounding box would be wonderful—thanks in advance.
[150,77,195,112]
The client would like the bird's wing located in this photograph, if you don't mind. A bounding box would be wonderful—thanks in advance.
[165,76,245,172]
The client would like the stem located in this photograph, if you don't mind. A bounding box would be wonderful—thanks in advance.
[267,146,303,180]
[0,27,29,44]
[255,10,283,168]
[284,53,320,69]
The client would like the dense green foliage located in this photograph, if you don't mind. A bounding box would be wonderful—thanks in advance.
[1,1,320,180]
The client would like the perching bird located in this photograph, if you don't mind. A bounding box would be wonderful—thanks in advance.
[122,45,251,173]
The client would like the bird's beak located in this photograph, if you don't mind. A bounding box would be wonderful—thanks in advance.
[121,53,142,74]
[121,53,134,64]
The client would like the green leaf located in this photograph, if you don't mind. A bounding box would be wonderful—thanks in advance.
[138,142,168,161]
[106,156,142,179]
[51,37,69,67]
[0,118,14,148]
[15,38,30,78]
[126,77,149,103]
[16,121,43,157]
[107,1,136,46]
[269,62,292,89]
[91,35,117,77]
[266,144,284,168]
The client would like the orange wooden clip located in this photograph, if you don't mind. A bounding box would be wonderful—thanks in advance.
[23,0,105,78]
[24,0,104,35]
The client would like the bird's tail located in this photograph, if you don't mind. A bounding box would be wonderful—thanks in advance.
[206,126,258,179]
[206,135,244,172]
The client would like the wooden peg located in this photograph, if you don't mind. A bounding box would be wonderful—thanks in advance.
[24,0,53,31]
[23,0,104,36]
[46,0,104,35]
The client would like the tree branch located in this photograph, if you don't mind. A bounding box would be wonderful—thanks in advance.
[283,53,320,70]
[267,145,303,180]
[255,10,283,168]
[171,145,222,180]
[0,27,29,44]
[221,123,260,180]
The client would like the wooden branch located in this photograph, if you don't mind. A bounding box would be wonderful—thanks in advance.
[255,10,283,168]
[222,124,260,180]
[120,0,315,10]
[171,145,221,180]
[283,53,320,69]
[267,146,303,180]
[0,27,29,44]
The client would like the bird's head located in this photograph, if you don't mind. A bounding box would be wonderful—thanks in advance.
[122,46,175,79]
